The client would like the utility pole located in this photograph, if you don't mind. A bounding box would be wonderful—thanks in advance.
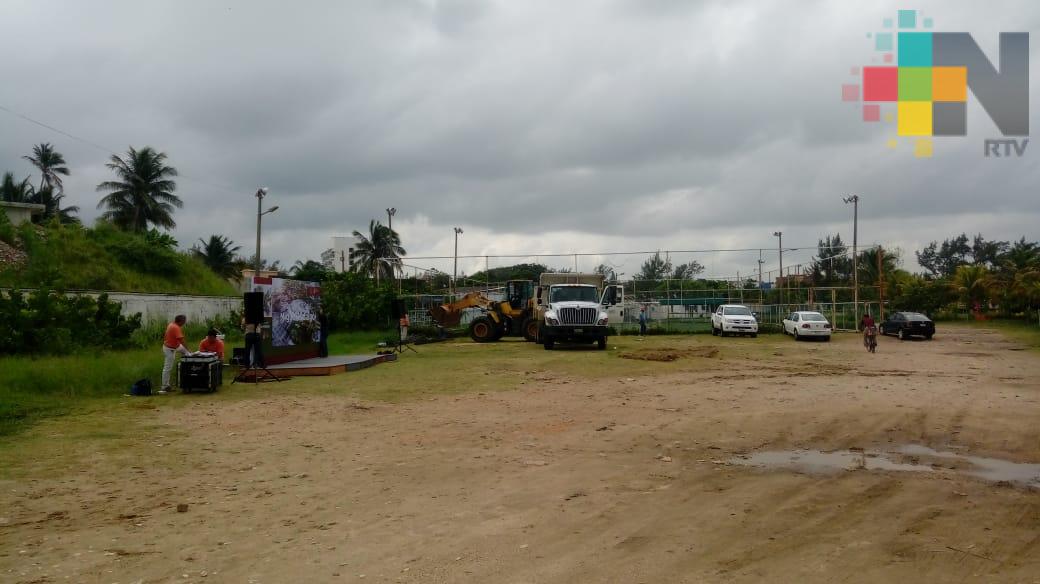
[453,227,463,298]
[773,231,783,309]
[843,195,860,327]
[386,207,396,231]
[877,245,885,320]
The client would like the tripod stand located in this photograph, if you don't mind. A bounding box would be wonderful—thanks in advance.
[232,360,282,384]
[231,342,282,384]
[393,325,418,355]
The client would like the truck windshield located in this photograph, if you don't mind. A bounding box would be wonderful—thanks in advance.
[723,307,752,316]
[550,286,598,303]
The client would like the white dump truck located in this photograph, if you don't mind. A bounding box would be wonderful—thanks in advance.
[534,273,623,350]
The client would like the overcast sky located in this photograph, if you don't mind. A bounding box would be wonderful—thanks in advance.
[2,0,1038,280]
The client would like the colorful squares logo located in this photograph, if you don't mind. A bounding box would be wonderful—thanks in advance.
[897,32,932,66]
[898,10,917,29]
[875,32,893,51]
[898,67,931,100]
[932,66,967,101]
[914,138,933,158]
[933,101,967,135]
[898,101,932,136]
[863,67,897,101]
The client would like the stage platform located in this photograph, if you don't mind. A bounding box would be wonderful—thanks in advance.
[237,353,397,379]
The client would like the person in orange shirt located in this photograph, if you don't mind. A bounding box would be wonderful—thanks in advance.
[198,328,225,361]
[161,315,190,393]
[399,312,410,342]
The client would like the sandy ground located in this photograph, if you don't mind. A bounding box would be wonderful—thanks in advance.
[2,326,1039,583]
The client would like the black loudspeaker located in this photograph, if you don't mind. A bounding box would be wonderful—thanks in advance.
[391,298,406,317]
[244,292,265,324]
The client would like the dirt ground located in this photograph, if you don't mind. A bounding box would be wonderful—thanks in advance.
[2,326,1039,583]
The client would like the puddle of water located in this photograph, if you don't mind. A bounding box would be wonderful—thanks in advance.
[895,444,1040,488]
[731,445,1040,489]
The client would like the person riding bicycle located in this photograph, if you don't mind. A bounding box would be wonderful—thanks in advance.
[860,313,877,346]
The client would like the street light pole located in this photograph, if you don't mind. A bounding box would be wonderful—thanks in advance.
[254,187,275,280]
[386,207,396,231]
[843,195,860,327]
[773,231,783,309]
[453,227,463,298]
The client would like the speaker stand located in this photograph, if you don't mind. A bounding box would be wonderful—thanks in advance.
[232,362,283,384]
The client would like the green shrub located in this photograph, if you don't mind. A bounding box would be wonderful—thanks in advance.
[0,206,15,245]
[0,289,143,355]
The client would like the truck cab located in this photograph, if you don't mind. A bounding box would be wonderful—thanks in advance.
[534,273,623,350]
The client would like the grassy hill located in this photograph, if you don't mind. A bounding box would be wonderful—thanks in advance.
[0,220,238,296]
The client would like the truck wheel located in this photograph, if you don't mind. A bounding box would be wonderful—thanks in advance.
[898,329,907,341]
[469,317,497,343]
[750,333,758,339]
[543,337,555,350]
[711,325,719,336]
[522,319,539,342]
[597,337,607,350]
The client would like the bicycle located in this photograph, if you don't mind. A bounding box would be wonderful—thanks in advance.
[864,325,878,353]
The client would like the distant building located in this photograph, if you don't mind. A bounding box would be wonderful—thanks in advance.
[0,202,44,225]
[238,268,281,292]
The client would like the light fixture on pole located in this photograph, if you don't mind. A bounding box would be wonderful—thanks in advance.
[254,187,277,279]
[453,227,463,298]
[386,207,396,231]
[773,231,783,308]
[843,195,860,326]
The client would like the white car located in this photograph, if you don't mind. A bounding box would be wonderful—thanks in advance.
[711,304,759,338]
[782,311,832,341]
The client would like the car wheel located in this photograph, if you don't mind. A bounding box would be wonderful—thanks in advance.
[711,325,718,336]
[720,329,728,338]
[925,333,934,340]
[897,329,907,341]
[824,335,831,342]
[750,333,758,339]
[543,337,555,350]
[597,337,607,350]
[793,328,800,341]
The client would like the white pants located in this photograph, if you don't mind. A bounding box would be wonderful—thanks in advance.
[161,346,186,388]
[400,326,408,341]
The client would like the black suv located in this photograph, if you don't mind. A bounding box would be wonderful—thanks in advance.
[880,312,935,340]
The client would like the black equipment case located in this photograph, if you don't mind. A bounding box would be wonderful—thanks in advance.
[179,355,222,393]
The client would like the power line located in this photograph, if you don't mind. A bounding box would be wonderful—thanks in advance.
[395,244,881,261]
[0,102,243,195]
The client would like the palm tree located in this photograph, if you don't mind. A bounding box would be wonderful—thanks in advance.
[0,172,35,203]
[193,235,241,278]
[350,220,405,281]
[96,146,181,231]
[28,186,79,224]
[858,247,900,291]
[23,143,70,193]
[952,264,991,310]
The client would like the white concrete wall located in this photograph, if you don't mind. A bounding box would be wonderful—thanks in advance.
[6,289,240,324]
[0,202,44,225]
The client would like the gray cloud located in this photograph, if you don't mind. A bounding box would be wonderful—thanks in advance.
[1,0,1038,279]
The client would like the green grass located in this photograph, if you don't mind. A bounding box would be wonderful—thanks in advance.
[0,222,238,295]
[0,348,156,437]
[956,318,1040,350]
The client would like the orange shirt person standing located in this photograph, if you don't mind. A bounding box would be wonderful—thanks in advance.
[399,312,410,342]
[198,328,225,361]
[161,315,190,393]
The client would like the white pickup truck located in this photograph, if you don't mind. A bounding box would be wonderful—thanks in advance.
[711,304,759,338]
